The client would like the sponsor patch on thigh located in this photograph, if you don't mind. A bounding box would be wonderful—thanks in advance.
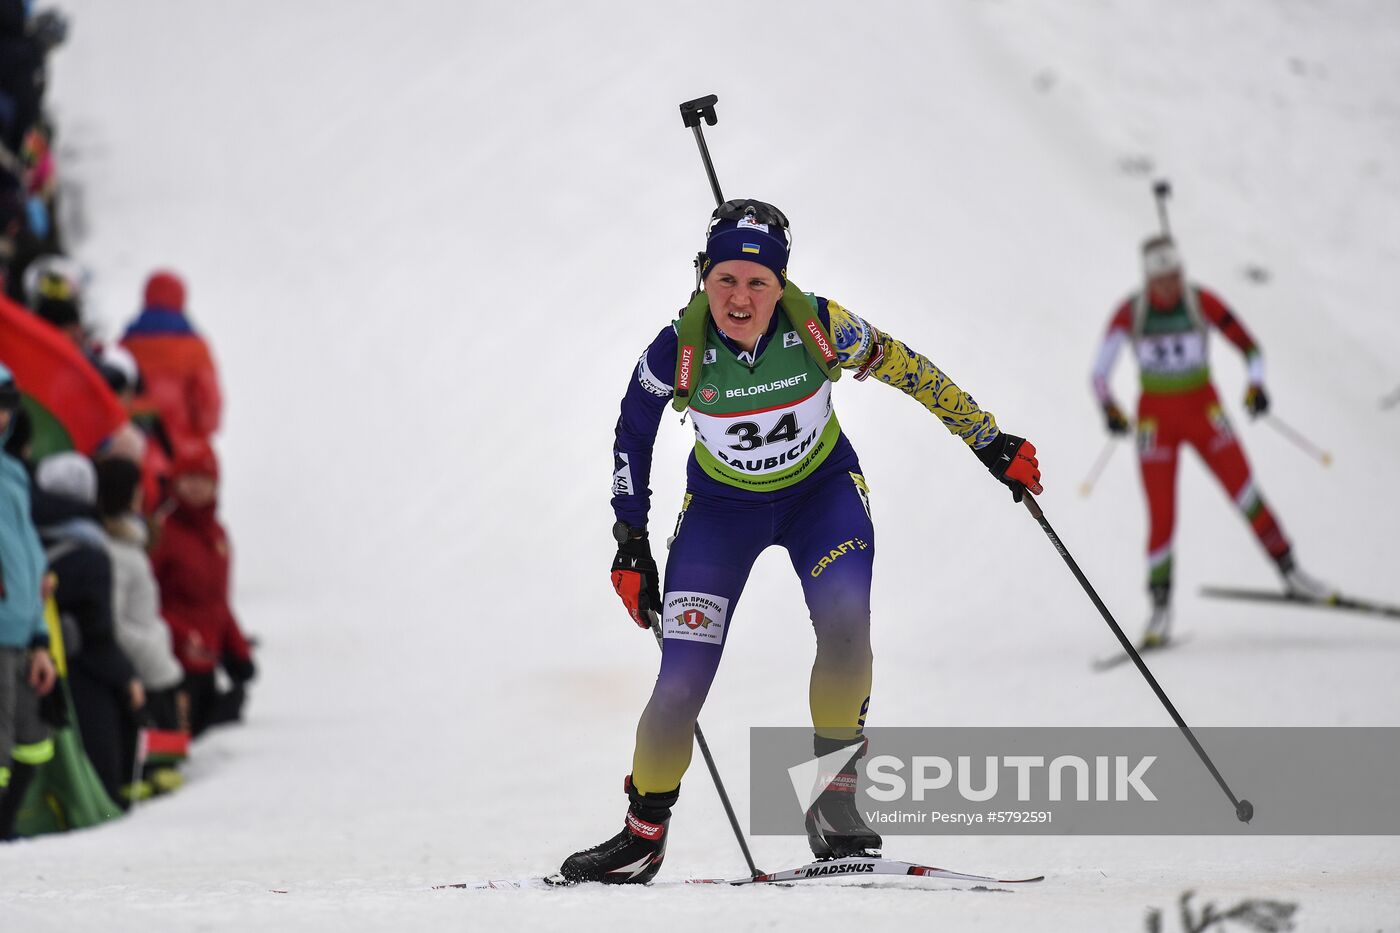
[661,591,729,645]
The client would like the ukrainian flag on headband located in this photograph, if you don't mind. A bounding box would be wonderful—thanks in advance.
[741,243,761,254]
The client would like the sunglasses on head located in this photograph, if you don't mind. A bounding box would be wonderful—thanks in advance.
[711,199,789,230]
[706,199,792,252]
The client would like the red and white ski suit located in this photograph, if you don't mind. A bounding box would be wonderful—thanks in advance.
[1092,285,1290,590]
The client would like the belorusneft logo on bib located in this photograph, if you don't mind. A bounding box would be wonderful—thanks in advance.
[661,591,729,645]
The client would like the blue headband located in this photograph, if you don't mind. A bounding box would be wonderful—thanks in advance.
[702,216,789,287]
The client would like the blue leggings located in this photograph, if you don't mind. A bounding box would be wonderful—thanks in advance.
[631,466,875,794]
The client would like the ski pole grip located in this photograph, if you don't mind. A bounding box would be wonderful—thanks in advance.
[1152,179,1171,200]
[680,95,719,128]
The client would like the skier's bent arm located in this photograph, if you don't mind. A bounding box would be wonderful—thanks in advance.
[825,298,999,449]
[1197,287,1265,385]
[1091,302,1133,405]
[611,324,675,529]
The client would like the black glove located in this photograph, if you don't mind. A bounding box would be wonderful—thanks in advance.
[974,433,1043,503]
[1244,384,1269,418]
[222,653,257,685]
[1103,400,1130,436]
[611,533,661,629]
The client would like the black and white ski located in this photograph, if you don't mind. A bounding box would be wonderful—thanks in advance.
[1200,586,1400,621]
[442,856,1043,890]
[687,856,1043,887]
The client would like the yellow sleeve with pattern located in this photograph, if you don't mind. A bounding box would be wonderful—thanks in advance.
[826,298,1000,449]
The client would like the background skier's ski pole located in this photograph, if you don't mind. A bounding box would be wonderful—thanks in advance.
[646,611,762,879]
[1078,438,1121,498]
[1261,414,1332,466]
[1019,495,1255,824]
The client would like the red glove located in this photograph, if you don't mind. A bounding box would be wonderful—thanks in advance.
[974,433,1043,503]
[611,532,661,629]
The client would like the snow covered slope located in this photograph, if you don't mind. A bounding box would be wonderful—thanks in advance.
[3,2,1398,930]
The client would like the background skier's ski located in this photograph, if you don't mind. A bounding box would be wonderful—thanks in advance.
[1200,587,1400,620]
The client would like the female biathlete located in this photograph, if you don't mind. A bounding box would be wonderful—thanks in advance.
[561,200,1042,883]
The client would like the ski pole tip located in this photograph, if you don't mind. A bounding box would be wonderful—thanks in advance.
[1236,799,1254,823]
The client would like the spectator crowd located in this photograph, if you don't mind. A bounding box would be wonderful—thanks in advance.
[0,2,255,840]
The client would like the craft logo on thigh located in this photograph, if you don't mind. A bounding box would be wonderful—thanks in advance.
[810,538,870,578]
[661,591,729,644]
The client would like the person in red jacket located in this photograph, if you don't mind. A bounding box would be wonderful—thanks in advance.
[151,441,253,735]
[1092,235,1331,646]
[120,270,222,452]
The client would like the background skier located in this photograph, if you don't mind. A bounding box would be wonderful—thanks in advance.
[1091,234,1331,646]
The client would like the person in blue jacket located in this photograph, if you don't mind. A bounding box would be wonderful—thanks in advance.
[0,361,56,839]
[561,200,1043,883]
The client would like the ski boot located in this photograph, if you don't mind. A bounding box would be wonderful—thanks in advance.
[804,736,882,860]
[1141,583,1172,648]
[558,776,678,884]
[1276,551,1337,602]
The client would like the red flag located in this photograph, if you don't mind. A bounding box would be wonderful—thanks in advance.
[0,295,127,455]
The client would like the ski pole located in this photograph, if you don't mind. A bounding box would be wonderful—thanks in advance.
[1019,495,1254,824]
[679,95,725,207]
[672,96,762,875]
[1261,414,1332,467]
[1152,179,1172,237]
[1078,438,1121,498]
[646,609,763,878]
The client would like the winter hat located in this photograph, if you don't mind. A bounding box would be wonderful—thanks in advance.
[36,451,98,505]
[95,343,141,395]
[24,254,85,327]
[143,270,187,312]
[1142,235,1182,279]
[96,456,142,518]
[172,439,219,480]
[701,200,790,288]
[23,253,85,307]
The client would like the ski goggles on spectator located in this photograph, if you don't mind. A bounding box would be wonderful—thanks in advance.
[0,382,20,411]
